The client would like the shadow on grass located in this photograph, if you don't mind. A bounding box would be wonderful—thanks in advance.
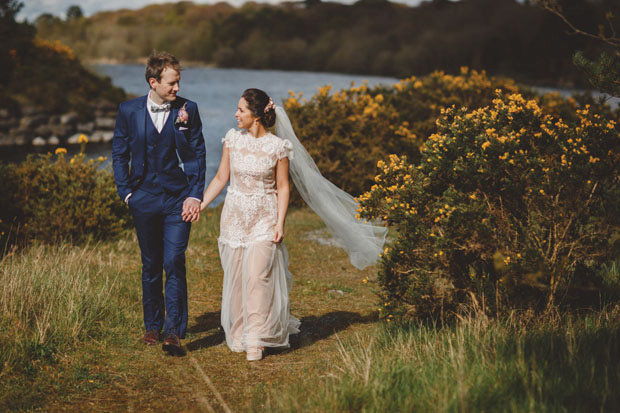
[285,310,378,353]
[186,311,225,352]
[186,310,377,353]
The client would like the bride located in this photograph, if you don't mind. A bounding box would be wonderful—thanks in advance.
[200,88,386,361]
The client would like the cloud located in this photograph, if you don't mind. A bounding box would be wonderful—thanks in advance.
[20,0,425,21]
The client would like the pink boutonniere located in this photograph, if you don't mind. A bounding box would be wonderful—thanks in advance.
[175,103,189,128]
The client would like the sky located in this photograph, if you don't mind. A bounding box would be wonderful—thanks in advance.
[19,0,428,21]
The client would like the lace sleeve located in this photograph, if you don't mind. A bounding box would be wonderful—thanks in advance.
[222,128,236,148]
[277,138,294,161]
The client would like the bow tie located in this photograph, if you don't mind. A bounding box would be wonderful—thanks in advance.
[150,103,171,113]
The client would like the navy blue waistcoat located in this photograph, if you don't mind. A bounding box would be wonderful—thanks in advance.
[139,114,188,195]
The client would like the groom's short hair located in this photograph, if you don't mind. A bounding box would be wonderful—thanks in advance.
[145,51,182,84]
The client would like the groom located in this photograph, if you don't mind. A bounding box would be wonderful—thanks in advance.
[112,51,206,356]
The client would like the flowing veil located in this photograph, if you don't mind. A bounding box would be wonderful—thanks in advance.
[275,106,387,270]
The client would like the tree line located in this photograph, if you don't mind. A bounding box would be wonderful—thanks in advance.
[34,0,619,88]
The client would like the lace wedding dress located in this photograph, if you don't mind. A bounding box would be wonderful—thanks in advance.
[219,128,300,351]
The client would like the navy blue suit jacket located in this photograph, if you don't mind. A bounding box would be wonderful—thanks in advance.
[112,95,206,202]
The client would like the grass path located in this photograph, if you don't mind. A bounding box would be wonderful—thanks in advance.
[41,207,380,411]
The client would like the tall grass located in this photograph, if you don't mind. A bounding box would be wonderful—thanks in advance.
[0,239,139,372]
[261,309,620,412]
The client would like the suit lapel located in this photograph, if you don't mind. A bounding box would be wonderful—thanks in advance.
[137,95,148,152]
[169,105,178,130]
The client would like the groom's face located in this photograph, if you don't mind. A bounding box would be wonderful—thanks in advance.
[149,66,180,103]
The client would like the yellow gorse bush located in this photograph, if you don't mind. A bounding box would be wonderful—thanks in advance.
[284,68,586,201]
[0,151,131,249]
[357,89,620,318]
[34,38,75,60]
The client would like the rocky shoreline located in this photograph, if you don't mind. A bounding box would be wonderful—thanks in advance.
[0,101,118,147]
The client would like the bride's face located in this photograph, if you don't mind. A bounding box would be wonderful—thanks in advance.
[235,98,258,130]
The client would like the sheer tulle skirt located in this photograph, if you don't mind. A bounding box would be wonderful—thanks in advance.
[219,239,300,351]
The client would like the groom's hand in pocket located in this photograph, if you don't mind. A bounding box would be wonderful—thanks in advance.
[182,198,201,222]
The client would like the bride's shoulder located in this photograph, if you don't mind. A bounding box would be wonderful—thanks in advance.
[269,132,291,146]
[222,128,241,146]
[270,133,294,160]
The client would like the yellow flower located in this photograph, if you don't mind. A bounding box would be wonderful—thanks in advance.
[78,134,88,144]
[481,141,491,150]
[55,147,67,155]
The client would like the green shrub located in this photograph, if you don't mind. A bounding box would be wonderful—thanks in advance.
[358,92,620,317]
[0,147,132,249]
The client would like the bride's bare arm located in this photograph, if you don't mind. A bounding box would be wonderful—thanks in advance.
[200,146,231,211]
[274,157,290,243]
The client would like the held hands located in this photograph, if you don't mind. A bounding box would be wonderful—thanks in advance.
[182,198,201,222]
[273,223,284,243]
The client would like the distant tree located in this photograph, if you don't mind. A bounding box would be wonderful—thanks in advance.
[305,0,321,7]
[36,12,59,24]
[0,0,21,19]
[0,0,34,90]
[356,0,389,4]
[536,0,620,98]
[66,5,83,21]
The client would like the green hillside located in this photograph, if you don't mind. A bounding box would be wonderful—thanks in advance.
[1,0,125,118]
[35,0,619,87]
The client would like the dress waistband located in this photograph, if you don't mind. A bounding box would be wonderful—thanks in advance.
[227,187,277,196]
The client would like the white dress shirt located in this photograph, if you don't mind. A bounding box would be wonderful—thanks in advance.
[147,92,171,133]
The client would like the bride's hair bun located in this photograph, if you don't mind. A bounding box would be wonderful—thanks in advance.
[242,88,276,128]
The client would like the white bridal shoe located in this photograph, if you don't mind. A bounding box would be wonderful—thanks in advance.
[246,347,264,361]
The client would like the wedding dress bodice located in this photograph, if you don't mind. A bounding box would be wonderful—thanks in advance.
[219,129,293,248]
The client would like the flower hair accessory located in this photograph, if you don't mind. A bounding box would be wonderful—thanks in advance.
[175,102,189,127]
[264,98,276,113]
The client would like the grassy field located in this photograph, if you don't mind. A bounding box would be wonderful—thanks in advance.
[1,207,619,411]
[0,207,379,410]
[263,310,620,412]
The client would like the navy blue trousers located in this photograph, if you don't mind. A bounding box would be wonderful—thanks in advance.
[129,188,191,339]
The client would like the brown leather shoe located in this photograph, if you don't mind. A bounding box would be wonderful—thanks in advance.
[162,334,185,356]
[142,329,159,345]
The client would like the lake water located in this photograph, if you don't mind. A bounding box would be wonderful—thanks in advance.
[4,64,397,204]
